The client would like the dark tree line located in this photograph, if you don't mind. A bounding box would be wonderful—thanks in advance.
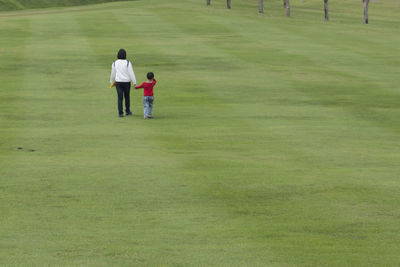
[207,0,371,24]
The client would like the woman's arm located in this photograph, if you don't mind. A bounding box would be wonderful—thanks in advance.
[128,64,136,86]
[110,63,116,84]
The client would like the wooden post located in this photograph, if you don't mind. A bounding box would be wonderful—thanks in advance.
[227,0,231,9]
[206,0,210,6]
[363,0,369,24]
[324,0,328,21]
[259,0,263,13]
[286,0,290,17]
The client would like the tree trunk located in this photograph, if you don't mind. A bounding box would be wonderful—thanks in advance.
[284,0,286,8]
[227,0,231,9]
[286,0,290,17]
[206,0,210,6]
[324,0,328,21]
[259,0,263,13]
[363,0,369,24]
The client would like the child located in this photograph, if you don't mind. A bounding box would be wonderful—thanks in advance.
[135,72,157,119]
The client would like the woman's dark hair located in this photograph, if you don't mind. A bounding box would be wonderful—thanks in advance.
[147,72,154,79]
[117,49,127,59]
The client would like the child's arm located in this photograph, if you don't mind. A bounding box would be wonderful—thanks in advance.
[152,78,157,85]
[135,83,144,89]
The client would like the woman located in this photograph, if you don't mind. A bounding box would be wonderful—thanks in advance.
[110,49,136,117]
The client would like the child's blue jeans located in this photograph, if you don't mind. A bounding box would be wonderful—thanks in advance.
[143,96,154,117]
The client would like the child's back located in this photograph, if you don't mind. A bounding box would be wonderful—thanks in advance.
[138,79,156,96]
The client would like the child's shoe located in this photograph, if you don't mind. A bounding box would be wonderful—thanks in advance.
[147,115,154,119]
[144,116,148,119]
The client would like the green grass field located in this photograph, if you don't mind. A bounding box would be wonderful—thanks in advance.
[1,0,400,265]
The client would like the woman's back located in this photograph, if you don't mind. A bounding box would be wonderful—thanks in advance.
[112,59,136,83]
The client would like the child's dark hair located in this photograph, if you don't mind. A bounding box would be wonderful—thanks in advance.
[147,72,154,80]
[117,49,127,59]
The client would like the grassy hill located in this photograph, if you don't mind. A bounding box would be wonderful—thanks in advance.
[1,0,400,265]
[0,0,132,11]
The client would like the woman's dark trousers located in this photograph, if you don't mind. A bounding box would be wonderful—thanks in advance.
[115,82,131,115]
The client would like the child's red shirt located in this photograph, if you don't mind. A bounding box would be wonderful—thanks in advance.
[135,79,157,96]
